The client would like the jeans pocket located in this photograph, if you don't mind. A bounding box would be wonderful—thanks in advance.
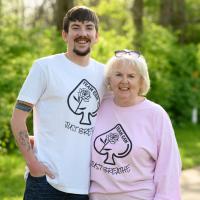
[27,173,46,185]
[26,173,48,192]
[24,173,54,200]
[29,173,46,180]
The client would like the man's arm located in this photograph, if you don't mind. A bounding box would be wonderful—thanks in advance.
[11,100,54,178]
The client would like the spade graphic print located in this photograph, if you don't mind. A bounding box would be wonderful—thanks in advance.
[94,124,132,165]
[67,79,100,125]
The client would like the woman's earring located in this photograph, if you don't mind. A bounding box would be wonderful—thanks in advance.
[107,83,111,90]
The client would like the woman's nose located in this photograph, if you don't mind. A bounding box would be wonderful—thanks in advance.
[121,76,128,83]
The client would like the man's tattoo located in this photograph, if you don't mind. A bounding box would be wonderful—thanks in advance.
[15,101,32,112]
[17,131,31,151]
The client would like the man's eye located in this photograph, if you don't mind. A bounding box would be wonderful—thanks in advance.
[72,27,79,30]
[87,27,94,30]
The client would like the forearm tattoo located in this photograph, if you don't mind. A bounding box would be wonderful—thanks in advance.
[15,101,32,112]
[17,131,31,151]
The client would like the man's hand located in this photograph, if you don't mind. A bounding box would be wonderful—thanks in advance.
[28,159,55,179]
[11,106,55,179]
[29,135,34,149]
[28,136,55,179]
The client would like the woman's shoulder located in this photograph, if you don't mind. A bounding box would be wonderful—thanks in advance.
[145,99,168,116]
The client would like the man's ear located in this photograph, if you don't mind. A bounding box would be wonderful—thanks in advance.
[95,32,99,43]
[62,31,68,42]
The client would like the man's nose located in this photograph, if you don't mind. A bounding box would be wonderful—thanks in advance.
[79,28,88,36]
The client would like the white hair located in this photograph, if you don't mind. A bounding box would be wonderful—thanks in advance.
[105,54,150,95]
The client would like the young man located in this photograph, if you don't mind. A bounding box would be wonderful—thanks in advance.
[11,6,105,200]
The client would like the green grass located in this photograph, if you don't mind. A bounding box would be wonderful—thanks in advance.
[0,124,199,199]
[175,124,200,170]
[0,151,25,200]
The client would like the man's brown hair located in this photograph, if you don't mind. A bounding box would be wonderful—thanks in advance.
[63,6,99,33]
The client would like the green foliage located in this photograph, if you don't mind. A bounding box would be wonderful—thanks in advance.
[92,28,133,63]
[169,44,200,124]
[183,24,200,44]
[0,18,66,152]
[0,152,25,199]
[181,0,200,43]
[143,0,160,22]
[0,125,199,199]
[186,0,200,25]
[1,0,200,152]
[141,20,176,111]
[82,0,133,64]
[175,124,200,169]
[94,0,133,34]
[90,0,135,64]
[140,20,200,124]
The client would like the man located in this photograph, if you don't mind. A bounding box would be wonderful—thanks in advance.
[11,6,105,200]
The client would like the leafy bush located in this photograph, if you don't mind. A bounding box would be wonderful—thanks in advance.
[1,4,200,152]
[169,44,200,124]
[0,21,65,153]
[140,20,176,111]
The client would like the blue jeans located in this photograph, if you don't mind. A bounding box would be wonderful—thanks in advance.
[24,174,89,200]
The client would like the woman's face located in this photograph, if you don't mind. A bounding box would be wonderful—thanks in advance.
[108,63,143,106]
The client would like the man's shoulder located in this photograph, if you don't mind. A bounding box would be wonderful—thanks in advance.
[35,53,63,65]
[90,58,105,67]
[90,59,105,76]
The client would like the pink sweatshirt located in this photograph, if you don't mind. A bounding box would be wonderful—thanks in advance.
[90,97,181,200]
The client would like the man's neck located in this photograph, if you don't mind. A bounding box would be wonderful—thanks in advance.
[65,52,90,66]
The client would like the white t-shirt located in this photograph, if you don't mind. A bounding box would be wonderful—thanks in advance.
[17,53,105,194]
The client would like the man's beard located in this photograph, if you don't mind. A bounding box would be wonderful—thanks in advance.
[73,36,91,56]
[73,47,91,56]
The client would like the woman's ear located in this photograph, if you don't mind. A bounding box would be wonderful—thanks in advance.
[139,77,144,95]
[106,77,112,91]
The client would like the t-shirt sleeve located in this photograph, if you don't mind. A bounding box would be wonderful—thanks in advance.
[17,61,47,105]
[154,108,182,200]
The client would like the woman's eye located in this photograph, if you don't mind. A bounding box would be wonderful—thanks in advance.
[129,74,135,78]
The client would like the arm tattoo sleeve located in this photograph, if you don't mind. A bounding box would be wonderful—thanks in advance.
[17,131,31,151]
[15,101,32,112]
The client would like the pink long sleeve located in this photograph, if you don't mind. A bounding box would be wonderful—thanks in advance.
[90,98,182,200]
[153,109,182,200]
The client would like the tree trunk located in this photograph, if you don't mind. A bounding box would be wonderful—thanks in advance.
[172,0,186,42]
[54,0,74,31]
[0,0,2,25]
[32,0,48,27]
[20,0,25,28]
[131,0,144,49]
[89,0,100,6]
[159,0,186,42]
[172,0,186,29]
[159,0,173,27]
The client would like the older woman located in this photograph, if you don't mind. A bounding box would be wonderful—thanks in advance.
[89,50,181,200]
